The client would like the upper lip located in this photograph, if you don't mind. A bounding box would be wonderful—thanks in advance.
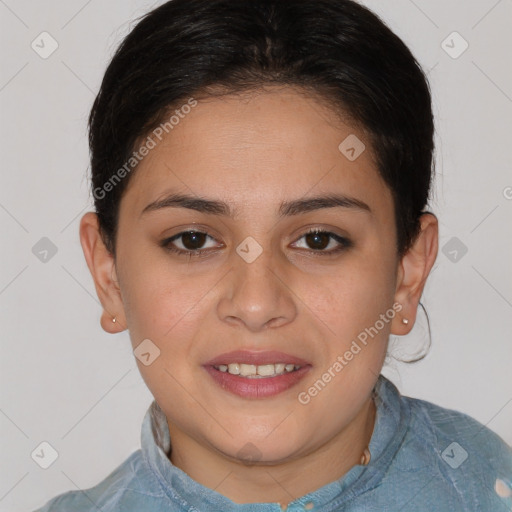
[204,350,310,367]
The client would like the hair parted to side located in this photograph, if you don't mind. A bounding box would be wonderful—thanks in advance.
[89,0,435,258]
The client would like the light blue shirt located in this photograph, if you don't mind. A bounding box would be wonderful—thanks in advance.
[34,375,512,511]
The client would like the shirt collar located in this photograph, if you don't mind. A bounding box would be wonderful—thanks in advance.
[141,374,411,511]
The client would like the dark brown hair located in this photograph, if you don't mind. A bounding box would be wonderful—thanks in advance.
[89,0,435,258]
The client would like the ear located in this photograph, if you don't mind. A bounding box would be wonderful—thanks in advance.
[392,213,438,335]
[79,212,127,333]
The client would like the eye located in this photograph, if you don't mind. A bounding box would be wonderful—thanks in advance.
[161,228,352,259]
[291,229,352,255]
[161,230,221,257]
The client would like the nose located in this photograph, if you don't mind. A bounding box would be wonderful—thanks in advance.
[216,248,298,332]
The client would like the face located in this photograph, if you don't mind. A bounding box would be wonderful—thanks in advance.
[106,87,403,463]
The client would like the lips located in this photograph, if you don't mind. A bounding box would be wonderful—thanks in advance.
[204,350,309,367]
[203,350,311,399]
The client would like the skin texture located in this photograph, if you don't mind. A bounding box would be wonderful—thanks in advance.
[80,87,438,506]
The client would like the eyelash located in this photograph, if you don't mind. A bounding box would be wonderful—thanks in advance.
[160,228,353,259]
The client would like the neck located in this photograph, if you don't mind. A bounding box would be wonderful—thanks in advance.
[167,395,376,507]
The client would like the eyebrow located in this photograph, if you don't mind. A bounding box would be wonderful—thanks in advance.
[140,192,371,218]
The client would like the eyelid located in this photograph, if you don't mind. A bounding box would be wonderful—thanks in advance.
[162,229,223,256]
[290,227,353,253]
[160,226,353,260]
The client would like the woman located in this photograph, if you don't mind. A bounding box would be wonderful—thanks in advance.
[35,0,512,510]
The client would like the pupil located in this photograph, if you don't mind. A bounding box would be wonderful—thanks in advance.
[182,231,206,250]
[306,232,329,250]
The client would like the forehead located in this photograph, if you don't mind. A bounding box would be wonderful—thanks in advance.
[122,87,392,217]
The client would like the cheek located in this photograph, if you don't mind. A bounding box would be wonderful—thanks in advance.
[118,250,217,346]
[302,257,396,343]
[121,268,214,403]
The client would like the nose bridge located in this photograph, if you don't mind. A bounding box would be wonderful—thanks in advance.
[236,247,278,300]
[216,242,297,331]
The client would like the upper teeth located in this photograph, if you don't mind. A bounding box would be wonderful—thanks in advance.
[215,363,299,378]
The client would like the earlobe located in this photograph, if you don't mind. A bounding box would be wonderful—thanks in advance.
[79,212,127,333]
[392,213,438,335]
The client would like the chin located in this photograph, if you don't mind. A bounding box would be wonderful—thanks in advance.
[213,430,306,466]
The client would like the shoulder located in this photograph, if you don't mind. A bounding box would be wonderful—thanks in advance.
[399,392,512,509]
[405,393,511,467]
[32,450,169,512]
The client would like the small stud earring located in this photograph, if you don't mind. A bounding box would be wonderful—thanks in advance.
[402,318,409,325]
[112,317,117,323]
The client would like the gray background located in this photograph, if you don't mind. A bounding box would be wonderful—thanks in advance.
[1,0,511,510]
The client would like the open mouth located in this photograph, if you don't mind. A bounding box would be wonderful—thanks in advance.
[212,363,302,378]
[203,351,311,398]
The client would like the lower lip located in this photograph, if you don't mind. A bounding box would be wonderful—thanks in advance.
[203,365,311,399]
